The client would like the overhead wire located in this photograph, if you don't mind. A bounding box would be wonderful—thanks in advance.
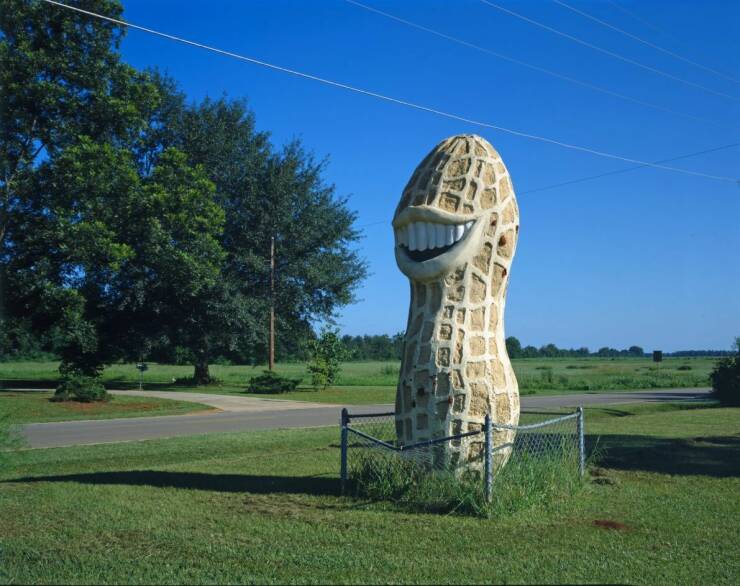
[552,0,740,85]
[605,0,732,62]
[357,141,740,229]
[521,141,740,194]
[40,0,738,185]
[478,0,740,102]
[346,0,734,131]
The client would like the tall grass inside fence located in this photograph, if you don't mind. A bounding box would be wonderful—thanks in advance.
[344,410,585,518]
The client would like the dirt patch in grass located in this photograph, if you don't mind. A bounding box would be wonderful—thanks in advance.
[593,519,629,531]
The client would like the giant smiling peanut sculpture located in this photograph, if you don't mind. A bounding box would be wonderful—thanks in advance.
[392,134,520,468]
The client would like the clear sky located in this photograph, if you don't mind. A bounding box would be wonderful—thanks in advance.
[114,0,740,352]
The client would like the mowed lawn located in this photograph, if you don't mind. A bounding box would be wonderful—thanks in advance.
[0,391,214,424]
[0,357,715,405]
[1,403,738,584]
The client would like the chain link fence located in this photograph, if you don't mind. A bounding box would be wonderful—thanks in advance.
[340,407,584,508]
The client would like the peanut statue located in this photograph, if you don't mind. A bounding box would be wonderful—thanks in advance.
[392,134,520,467]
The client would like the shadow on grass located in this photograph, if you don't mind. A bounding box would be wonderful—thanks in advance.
[10,470,340,495]
[589,434,740,478]
[0,379,234,392]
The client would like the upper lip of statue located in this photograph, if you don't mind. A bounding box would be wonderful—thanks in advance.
[393,204,487,280]
[392,206,469,229]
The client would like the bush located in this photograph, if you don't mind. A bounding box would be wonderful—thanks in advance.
[307,328,346,390]
[677,365,692,371]
[246,370,301,394]
[52,375,108,402]
[710,339,740,406]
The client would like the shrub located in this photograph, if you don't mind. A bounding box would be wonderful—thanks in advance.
[246,370,301,394]
[307,328,346,390]
[52,374,108,402]
[677,365,692,371]
[710,338,740,406]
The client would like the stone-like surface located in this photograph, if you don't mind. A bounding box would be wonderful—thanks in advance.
[392,134,520,465]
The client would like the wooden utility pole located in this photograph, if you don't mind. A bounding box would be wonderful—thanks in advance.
[269,235,275,371]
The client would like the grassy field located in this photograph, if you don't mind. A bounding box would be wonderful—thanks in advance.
[0,357,715,405]
[0,402,738,584]
[0,391,214,424]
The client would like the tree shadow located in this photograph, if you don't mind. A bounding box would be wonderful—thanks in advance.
[8,470,340,496]
[588,434,740,478]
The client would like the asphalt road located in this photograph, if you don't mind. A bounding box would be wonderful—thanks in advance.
[18,388,710,449]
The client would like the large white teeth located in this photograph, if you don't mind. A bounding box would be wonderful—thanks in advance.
[415,222,427,251]
[396,220,474,252]
[435,224,446,248]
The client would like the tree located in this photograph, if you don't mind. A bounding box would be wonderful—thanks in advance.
[9,133,224,382]
[540,343,560,358]
[710,338,740,406]
[521,345,539,358]
[1,0,155,321]
[628,345,645,357]
[505,336,522,359]
[307,328,346,390]
[140,88,367,380]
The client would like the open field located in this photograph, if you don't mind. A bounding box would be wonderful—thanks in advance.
[0,357,715,405]
[0,391,213,424]
[1,402,738,584]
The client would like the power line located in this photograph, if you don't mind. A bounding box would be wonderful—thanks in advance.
[346,0,733,131]
[552,0,740,85]
[39,0,738,184]
[521,141,740,194]
[359,141,740,229]
[605,0,711,50]
[479,0,740,102]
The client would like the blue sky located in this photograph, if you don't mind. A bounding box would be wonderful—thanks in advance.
[116,0,739,352]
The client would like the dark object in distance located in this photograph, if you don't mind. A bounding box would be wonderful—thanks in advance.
[710,338,740,406]
[652,350,663,363]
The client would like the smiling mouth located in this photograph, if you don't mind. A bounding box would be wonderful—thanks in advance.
[395,220,474,262]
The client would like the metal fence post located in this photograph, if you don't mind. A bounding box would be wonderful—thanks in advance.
[484,414,493,502]
[577,406,585,477]
[340,408,349,495]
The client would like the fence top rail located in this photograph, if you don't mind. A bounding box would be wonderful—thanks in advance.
[347,425,483,451]
[345,426,399,450]
[492,411,579,431]
[346,411,395,420]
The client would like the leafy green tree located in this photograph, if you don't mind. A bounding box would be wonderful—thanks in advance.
[307,328,346,390]
[0,0,155,320]
[540,343,560,358]
[9,133,224,383]
[710,338,740,406]
[505,336,522,358]
[628,345,645,357]
[521,345,539,358]
[140,87,367,380]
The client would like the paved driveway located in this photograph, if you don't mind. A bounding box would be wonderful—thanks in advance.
[19,387,710,449]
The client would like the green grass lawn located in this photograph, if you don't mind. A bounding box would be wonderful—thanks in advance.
[1,402,738,584]
[0,391,214,424]
[0,357,714,406]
